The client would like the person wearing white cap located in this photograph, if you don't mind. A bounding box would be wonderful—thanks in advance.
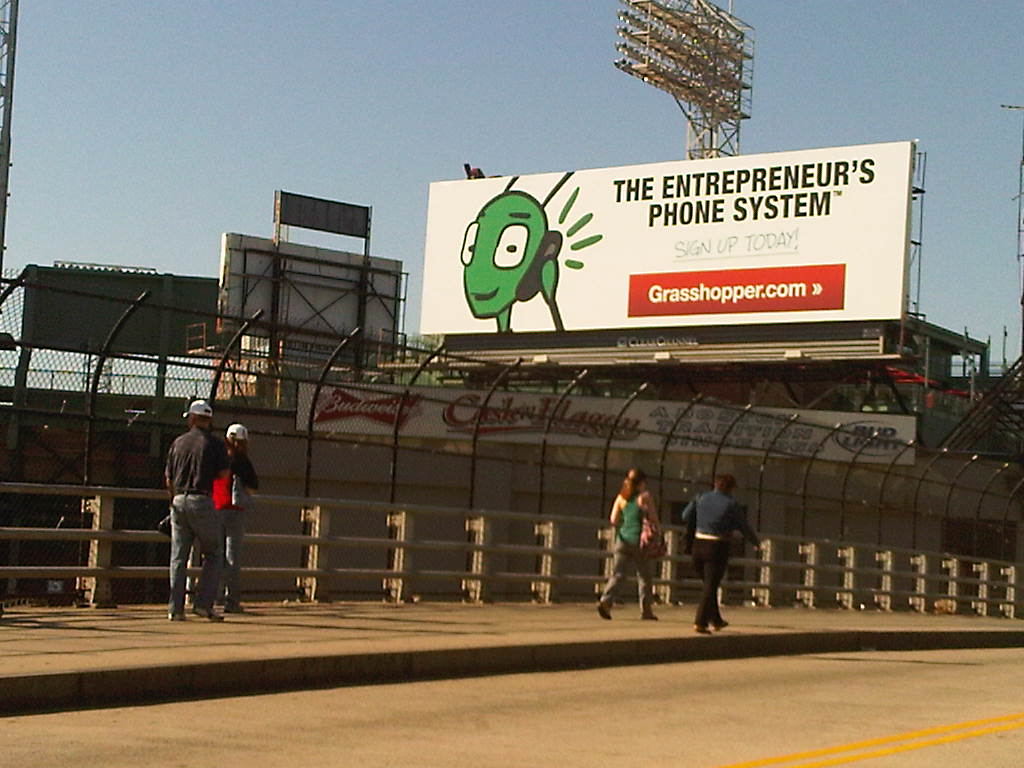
[164,399,230,621]
[212,423,258,613]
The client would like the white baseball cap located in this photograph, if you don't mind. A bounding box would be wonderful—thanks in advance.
[226,423,248,441]
[183,399,213,419]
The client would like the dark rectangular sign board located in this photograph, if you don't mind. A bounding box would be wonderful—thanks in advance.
[276,191,370,239]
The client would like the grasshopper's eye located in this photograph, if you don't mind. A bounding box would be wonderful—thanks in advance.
[494,224,529,268]
[461,222,479,266]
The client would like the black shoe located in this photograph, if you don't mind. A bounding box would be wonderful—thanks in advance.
[597,602,612,620]
[641,613,658,621]
[192,607,224,622]
[168,613,186,622]
[711,620,729,632]
[693,624,711,634]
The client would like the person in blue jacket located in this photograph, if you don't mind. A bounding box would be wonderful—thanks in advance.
[680,473,760,634]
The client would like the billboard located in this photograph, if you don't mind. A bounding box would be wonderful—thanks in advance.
[420,141,914,335]
[298,382,917,465]
[218,234,403,344]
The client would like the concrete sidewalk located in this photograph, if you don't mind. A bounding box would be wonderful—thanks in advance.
[2,602,1023,715]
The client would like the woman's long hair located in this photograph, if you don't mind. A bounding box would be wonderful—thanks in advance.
[619,468,646,500]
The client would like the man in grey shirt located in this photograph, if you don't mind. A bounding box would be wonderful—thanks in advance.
[165,400,229,621]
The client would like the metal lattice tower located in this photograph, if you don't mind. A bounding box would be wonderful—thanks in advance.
[0,0,17,275]
[615,0,753,159]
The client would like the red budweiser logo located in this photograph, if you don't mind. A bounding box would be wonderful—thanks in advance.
[313,388,420,428]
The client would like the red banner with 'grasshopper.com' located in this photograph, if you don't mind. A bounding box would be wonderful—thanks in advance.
[627,263,846,317]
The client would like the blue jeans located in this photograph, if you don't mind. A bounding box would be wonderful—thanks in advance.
[220,508,247,608]
[169,494,223,615]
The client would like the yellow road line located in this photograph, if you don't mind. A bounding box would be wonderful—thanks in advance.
[715,711,1024,768]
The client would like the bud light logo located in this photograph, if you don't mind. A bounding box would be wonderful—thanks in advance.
[832,422,905,456]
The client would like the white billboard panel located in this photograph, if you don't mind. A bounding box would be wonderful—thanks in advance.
[420,141,914,335]
[298,383,916,465]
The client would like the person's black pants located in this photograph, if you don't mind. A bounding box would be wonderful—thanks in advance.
[691,538,731,628]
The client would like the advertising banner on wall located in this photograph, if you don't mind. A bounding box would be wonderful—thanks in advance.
[420,141,914,335]
[298,383,916,465]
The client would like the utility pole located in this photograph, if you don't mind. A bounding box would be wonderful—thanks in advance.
[1001,104,1024,357]
[0,0,18,276]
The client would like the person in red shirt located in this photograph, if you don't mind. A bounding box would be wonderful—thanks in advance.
[213,423,258,613]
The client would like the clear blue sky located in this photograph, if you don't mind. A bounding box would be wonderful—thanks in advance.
[10,1,1024,365]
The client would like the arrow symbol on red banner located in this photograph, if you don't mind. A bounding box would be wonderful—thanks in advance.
[812,283,823,295]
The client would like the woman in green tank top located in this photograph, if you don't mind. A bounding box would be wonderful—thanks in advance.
[597,467,660,621]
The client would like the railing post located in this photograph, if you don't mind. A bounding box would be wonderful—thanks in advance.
[942,556,960,613]
[385,509,415,603]
[797,541,817,608]
[752,537,774,607]
[462,515,492,603]
[655,529,676,606]
[298,505,331,603]
[972,562,990,617]
[81,494,116,608]
[532,520,559,603]
[909,553,929,612]
[1000,565,1018,619]
[875,549,894,611]
[836,545,856,609]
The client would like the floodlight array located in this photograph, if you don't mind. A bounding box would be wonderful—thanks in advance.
[615,0,753,157]
[615,0,751,122]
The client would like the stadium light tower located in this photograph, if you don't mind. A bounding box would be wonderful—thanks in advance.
[615,0,753,160]
[1001,104,1024,356]
[0,0,17,276]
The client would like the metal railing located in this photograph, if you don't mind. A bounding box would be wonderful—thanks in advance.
[1,482,1020,619]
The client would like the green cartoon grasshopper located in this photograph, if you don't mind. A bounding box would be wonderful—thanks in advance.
[460,172,602,333]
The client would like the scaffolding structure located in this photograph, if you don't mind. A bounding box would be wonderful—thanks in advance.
[615,0,753,159]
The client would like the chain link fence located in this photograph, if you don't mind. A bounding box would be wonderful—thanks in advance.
[2,272,1022,606]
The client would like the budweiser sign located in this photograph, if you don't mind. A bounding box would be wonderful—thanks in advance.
[312,388,420,428]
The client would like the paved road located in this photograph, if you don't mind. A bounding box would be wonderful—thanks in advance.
[7,647,1024,767]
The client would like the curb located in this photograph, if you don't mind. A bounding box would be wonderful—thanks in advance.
[4,628,1023,716]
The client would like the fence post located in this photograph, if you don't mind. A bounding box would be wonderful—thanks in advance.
[757,415,799,530]
[84,291,150,485]
[462,515,492,603]
[469,359,521,509]
[298,505,331,602]
[391,342,444,504]
[972,562,990,617]
[799,423,845,537]
[875,549,894,611]
[656,395,703,521]
[655,529,676,606]
[600,382,648,515]
[752,537,774,607]
[941,556,960,613]
[532,520,559,603]
[208,309,264,407]
[909,554,929,612]
[385,509,415,603]
[1000,565,1018,619]
[80,494,116,607]
[836,545,856,609]
[538,370,588,517]
[304,327,362,498]
[797,541,817,608]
